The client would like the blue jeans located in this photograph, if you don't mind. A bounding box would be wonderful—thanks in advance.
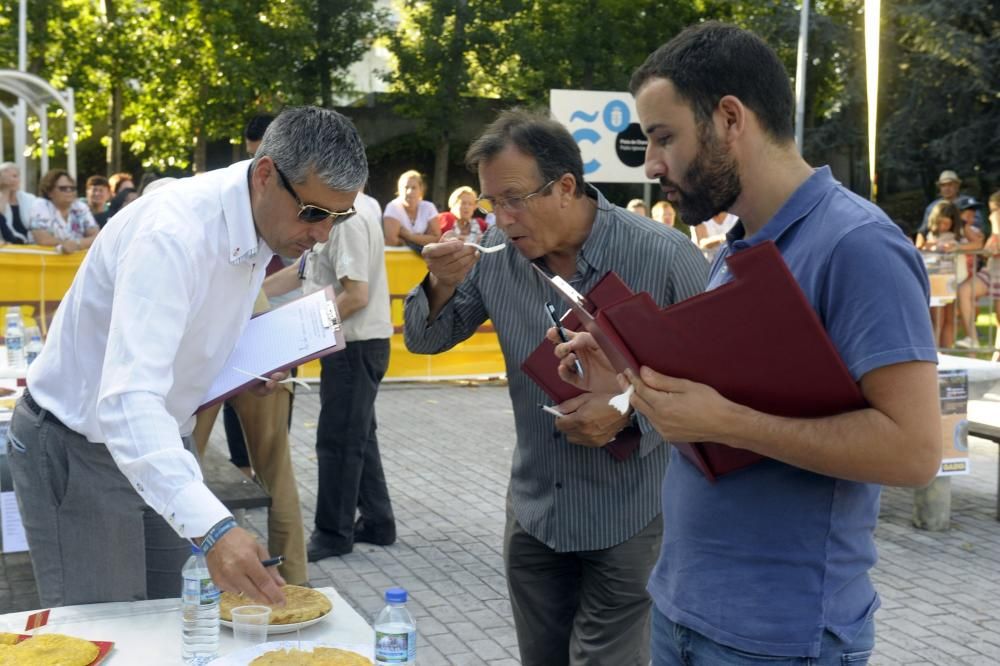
[652,607,874,665]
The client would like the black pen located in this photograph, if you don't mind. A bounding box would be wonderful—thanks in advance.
[545,302,584,377]
[261,555,284,568]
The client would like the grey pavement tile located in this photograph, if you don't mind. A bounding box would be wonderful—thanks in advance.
[5,383,1000,666]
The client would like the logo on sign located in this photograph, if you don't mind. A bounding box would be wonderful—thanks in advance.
[569,100,647,174]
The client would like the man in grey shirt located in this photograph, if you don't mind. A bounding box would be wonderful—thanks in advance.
[404,109,707,666]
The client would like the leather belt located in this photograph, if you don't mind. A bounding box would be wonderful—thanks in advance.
[21,388,68,429]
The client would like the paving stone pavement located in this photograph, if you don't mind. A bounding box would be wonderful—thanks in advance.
[3,380,1000,665]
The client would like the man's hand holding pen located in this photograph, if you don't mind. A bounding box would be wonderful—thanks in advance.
[204,527,286,606]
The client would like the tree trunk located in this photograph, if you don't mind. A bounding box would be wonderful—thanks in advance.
[194,127,208,174]
[108,84,122,174]
[433,133,450,210]
[105,0,121,174]
[315,3,333,107]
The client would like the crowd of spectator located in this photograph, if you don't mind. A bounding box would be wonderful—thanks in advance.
[0,163,171,253]
[914,169,1000,351]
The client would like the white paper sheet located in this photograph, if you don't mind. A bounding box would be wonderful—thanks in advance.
[201,288,340,407]
[1,491,28,553]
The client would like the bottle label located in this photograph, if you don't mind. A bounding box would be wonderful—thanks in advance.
[375,630,416,663]
[183,577,220,605]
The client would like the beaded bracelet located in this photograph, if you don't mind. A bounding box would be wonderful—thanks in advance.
[200,516,238,555]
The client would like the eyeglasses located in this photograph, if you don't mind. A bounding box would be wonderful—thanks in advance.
[273,163,356,224]
[56,185,77,193]
[477,179,556,215]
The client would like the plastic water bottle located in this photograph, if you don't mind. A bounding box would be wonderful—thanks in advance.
[4,312,24,369]
[181,545,219,664]
[374,587,416,664]
[24,327,42,366]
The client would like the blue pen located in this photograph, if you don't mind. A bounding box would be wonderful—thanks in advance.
[545,302,585,377]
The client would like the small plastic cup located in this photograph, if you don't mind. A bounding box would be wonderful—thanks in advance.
[231,605,271,647]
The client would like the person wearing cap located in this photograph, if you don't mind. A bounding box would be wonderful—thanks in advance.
[919,170,985,236]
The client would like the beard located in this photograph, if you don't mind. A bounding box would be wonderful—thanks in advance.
[664,127,741,225]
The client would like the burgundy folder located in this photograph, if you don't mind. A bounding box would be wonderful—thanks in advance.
[520,272,642,461]
[595,241,867,480]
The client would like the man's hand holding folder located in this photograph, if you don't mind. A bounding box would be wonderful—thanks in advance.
[553,333,736,448]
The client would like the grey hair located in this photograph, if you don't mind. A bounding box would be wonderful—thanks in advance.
[0,162,17,175]
[253,106,368,192]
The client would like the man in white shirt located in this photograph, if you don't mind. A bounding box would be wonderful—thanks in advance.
[265,191,395,561]
[6,106,368,607]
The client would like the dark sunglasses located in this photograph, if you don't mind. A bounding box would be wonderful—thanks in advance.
[273,163,356,224]
[56,185,77,193]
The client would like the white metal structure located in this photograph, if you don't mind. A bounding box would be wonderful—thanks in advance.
[0,69,77,184]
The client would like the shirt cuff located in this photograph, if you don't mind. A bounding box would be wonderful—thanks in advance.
[161,480,232,539]
[636,412,666,457]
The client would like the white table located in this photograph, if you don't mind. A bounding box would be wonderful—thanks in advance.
[0,587,373,664]
[938,352,1000,398]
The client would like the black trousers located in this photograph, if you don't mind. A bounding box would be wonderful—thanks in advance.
[313,338,393,547]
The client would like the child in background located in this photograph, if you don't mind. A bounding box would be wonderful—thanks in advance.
[918,200,983,348]
[956,192,1000,352]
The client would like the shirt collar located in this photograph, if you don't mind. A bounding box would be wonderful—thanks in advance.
[574,184,618,277]
[728,166,835,250]
[221,160,261,265]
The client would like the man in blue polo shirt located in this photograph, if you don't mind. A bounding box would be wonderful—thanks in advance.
[556,22,941,663]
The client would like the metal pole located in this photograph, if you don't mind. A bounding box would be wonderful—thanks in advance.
[18,0,26,71]
[39,106,48,176]
[794,0,810,151]
[15,0,28,182]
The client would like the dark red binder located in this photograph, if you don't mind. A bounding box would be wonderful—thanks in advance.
[596,241,867,480]
[520,271,642,461]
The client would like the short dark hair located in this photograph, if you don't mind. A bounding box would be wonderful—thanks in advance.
[465,109,585,197]
[85,175,109,189]
[244,113,276,142]
[38,169,73,198]
[630,22,795,142]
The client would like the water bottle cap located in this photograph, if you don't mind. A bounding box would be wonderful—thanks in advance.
[190,544,201,555]
[385,587,407,603]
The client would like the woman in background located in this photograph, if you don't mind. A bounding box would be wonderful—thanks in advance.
[0,162,36,245]
[29,169,99,254]
[438,186,486,243]
[383,170,439,251]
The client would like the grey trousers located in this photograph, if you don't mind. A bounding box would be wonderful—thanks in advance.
[504,493,663,666]
[7,397,191,607]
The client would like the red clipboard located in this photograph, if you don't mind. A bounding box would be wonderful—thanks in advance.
[197,286,346,412]
[543,241,867,481]
[520,271,642,461]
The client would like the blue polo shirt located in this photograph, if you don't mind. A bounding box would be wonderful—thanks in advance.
[648,167,937,657]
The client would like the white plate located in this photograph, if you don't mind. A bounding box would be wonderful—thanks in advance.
[220,610,330,635]
[213,640,373,665]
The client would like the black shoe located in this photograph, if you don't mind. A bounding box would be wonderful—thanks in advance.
[353,518,396,546]
[306,532,352,562]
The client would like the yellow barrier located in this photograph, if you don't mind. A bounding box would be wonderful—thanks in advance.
[0,245,507,381]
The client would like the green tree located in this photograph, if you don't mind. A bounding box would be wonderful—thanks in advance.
[387,0,478,206]
[880,0,1000,196]
[297,0,384,108]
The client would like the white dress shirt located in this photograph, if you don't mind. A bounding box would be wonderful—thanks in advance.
[27,160,272,539]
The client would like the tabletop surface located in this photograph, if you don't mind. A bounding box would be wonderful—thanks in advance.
[0,586,373,664]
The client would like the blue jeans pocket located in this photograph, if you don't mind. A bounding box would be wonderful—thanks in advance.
[841,650,872,665]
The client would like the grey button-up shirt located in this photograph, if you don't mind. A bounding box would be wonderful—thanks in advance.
[404,187,708,551]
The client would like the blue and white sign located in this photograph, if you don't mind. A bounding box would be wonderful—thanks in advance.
[550,89,653,184]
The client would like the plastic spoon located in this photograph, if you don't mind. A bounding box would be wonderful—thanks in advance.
[464,242,507,254]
